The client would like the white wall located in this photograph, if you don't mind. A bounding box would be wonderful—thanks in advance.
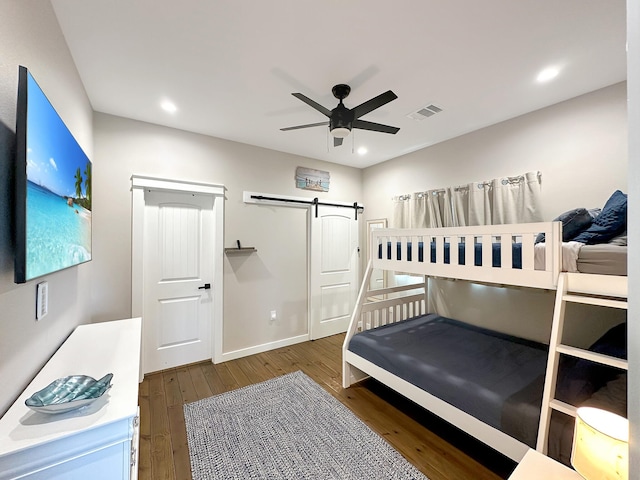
[93,113,363,357]
[0,1,94,415]
[362,83,628,344]
[363,82,627,224]
[626,0,639,474]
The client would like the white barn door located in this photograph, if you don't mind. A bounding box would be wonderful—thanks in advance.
[309,206,359,340]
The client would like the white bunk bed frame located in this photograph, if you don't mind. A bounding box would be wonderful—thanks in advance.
[342,221,628,463]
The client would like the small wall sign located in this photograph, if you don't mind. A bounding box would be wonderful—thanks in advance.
[296,167,329,192]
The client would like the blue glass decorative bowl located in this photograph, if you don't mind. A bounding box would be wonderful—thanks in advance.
[25,373,113,414]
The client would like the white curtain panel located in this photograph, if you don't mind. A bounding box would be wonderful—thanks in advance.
[468,182,493,226]
[394,171,542,228]
[393,196,411,228]
[491,171,543,224]
[425,192,443,228]
[411,194,428,228]
[450,186,470,227]
[441,189,456,227]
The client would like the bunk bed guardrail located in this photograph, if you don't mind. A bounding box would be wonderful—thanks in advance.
[370,222,562,290]
[342,262,429,387]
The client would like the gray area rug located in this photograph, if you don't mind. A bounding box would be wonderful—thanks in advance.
[184,370,428,479]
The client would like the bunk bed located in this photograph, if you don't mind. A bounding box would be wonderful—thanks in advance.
[342,217,627,463]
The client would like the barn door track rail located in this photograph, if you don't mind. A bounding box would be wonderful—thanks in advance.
[245,192,364,220]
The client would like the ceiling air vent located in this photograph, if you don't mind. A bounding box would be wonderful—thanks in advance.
[407,103,443,121]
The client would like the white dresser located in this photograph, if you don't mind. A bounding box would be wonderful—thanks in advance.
[0,318,141,480]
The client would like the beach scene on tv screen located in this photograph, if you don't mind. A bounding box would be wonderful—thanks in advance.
[25,71,91,280]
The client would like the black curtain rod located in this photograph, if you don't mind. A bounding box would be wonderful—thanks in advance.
[250,195,363,220]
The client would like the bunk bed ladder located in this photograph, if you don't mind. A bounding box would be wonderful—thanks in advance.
[536,272,628,454]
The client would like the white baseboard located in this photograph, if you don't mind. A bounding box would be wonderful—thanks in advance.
[218,333,309,363]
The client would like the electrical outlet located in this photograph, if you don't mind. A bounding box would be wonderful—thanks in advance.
[36,281,48,320]
[270,310,277,322]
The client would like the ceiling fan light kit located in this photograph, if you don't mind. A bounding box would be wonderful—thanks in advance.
[331,127,351,138]
[281,83,400,147]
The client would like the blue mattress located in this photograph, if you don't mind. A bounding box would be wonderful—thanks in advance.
[348,314,547,446]
[379,241,523,269]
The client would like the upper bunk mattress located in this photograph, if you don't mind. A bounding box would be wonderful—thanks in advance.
[348,313,548,446]
[577,244,627,276]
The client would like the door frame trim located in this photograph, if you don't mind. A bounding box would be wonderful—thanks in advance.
[131,175,226,368]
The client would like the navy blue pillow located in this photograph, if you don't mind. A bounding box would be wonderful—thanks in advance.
[535,207,593,244]
[572,190,627,244]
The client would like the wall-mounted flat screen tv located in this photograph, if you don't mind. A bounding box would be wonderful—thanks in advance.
[14,66,92,283]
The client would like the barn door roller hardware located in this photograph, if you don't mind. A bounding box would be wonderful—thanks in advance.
[250,195,363,220]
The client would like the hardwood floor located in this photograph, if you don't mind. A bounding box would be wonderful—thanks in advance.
[138,334,516,480]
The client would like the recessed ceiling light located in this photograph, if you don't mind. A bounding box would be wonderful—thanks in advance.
[536,67,559,83]
[161,100,177,113]
[357,147,368,155]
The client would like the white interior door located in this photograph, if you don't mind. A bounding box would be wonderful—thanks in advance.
[142,189,214,373]
[309,206,359,340]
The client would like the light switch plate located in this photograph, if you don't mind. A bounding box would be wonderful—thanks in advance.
[36,281,48,320]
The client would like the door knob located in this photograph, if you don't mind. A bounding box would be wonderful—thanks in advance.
[198,283,211,290]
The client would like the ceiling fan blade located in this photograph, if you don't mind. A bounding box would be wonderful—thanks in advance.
[292,93,332,117]
[334,137,344,147]
[351,90,398,119]
[353,119,400,134]
[280,121,329,131]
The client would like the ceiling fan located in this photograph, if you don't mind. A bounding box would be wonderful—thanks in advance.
[280,84,400,146]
